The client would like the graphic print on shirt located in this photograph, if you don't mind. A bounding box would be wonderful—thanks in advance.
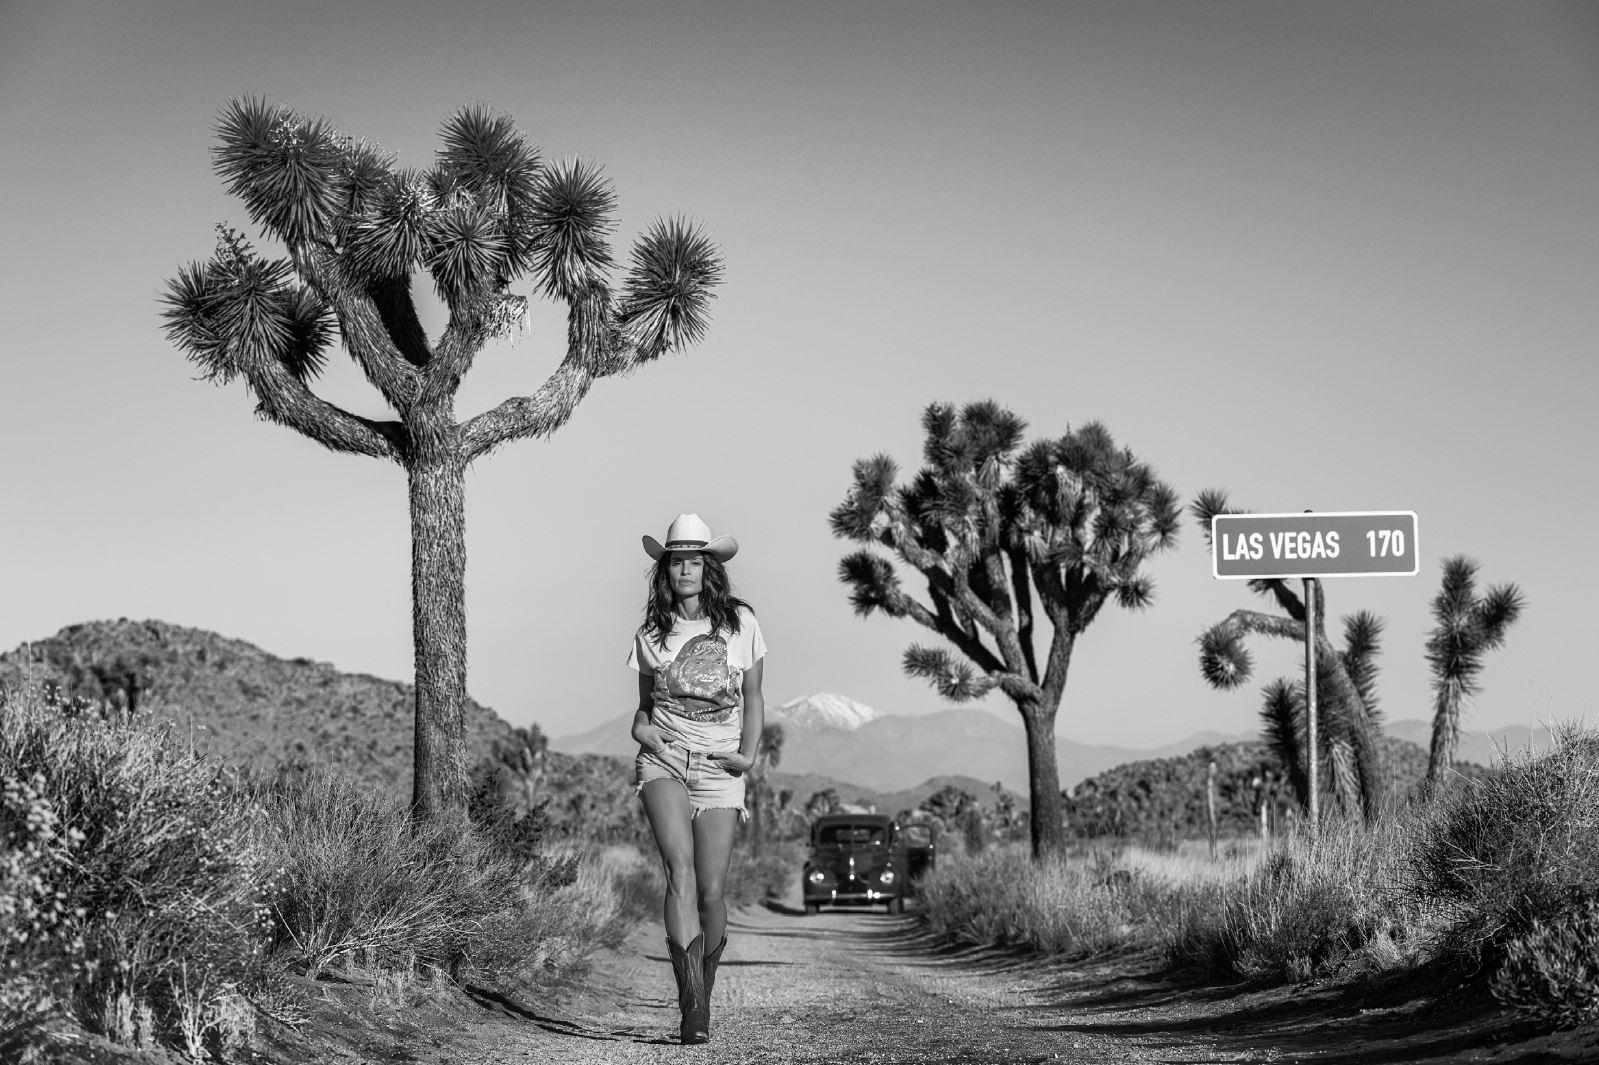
[654,632,743,723]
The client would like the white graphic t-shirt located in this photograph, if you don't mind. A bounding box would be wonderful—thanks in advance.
[627,607,766,752]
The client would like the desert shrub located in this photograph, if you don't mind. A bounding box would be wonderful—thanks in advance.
[466,841,637,986]
[0,684,268,1059]
[1164,815,1413,983]
[1490,895,1599,1029]
[254,764,522,978]
[916,845,1138,957]
[1408,728,1599,1025]
[1409,729,1599,959]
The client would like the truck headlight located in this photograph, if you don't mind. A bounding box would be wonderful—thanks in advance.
[807,870,826,883]
[879,870,896,884]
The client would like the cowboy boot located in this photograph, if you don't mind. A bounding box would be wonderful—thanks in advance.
[702,935,727,1034]
[666,934,709,1044]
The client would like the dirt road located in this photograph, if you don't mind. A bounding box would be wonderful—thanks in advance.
[456,902,1244,1065]
[261,900,1595,1064]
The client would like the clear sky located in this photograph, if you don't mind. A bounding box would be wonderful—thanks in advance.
[3,0,1596,748]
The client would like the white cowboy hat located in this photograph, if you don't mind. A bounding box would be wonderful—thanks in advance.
[643,513,739,562]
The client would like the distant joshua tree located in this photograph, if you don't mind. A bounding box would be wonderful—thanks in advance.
[160,98,723,823]
[1190,490,1384,820]
[1424,556,1525,791]
[803,787,842,820]
[746,722,786,852]
[831,402,1180,859]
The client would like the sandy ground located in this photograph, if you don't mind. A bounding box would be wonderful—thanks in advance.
[239,899,1599,1065]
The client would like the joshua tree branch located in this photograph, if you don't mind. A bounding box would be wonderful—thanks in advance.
[947,566,1032,678]
[1005,544,1040,683]
[460,361,593,462]
[994,671,1046,704]
[909,593,1006,676]
[1212,608,1305,645]
[425,296,489,407]
[458,285,625,462]
[293,245,421,412]
[366,275,432,368]
[246,356,407,462]
[1038,619,1075,707]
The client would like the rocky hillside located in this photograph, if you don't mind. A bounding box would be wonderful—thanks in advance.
[1064,734,1491,841]
[0,619,517,796]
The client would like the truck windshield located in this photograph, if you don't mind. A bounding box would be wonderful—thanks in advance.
[818,825,886,847]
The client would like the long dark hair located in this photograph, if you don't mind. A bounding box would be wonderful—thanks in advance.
[641,553,754,650]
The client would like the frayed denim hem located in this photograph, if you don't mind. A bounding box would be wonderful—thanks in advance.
[691,804,749,825]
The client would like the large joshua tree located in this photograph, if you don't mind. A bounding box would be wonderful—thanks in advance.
[1190,490,1385,819]
[1424,556,1524,791]
[160,98,723,822]
[831,402,1180,859]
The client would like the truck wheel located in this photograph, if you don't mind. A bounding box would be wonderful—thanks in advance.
[888,896,905,915]
[804,903,820,916]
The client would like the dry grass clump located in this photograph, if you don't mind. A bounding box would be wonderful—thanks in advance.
[0,684,268,1061]
[0,682,669,1061]
[254,766,526,978]
[1163,815,1418,982]
[250,761,645,994]
[1411,726,1599,1028]
[920,820,1421,981]
[915,844,1185,957]
[916,724,1599,1036]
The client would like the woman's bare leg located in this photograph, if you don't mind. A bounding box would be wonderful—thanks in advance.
[641,779,700,946]
[691,808,740,951]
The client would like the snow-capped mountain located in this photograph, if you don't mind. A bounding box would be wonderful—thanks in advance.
[771,691,880,731]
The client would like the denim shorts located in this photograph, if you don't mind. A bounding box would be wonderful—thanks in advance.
[634,741,748,823]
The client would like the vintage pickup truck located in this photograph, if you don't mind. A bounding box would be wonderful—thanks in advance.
[801,814,936,915]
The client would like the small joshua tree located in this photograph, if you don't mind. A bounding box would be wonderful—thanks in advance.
[746,723,785,853]
[160,98,722,822]
[1190,489,1384,819]
[1424,555,1524,791]
[832,402,1180,859]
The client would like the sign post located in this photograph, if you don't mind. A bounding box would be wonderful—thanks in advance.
[1304,575,1317,829]
[1210,510,1418,829]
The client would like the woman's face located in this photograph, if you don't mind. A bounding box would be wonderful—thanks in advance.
[668,552,705,601]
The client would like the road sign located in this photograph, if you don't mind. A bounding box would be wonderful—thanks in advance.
[1211,510,1418,580]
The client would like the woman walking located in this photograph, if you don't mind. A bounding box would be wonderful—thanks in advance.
[628,513,766,1044]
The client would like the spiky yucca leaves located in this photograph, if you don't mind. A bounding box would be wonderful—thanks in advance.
[1190,490,1386,820]
[211,97,346,249]
[160,97,723,824]
[527,158,617,300]
[832,402,1179,858]
[162,227,339,398]
[1260,678,1308,805]
[620,216,724,360]
[1425,556,1526,790]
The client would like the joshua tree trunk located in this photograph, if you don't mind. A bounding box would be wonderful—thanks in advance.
[1020,700,1068,858]
[409,426,469,823]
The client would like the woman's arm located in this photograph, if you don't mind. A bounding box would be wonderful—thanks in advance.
[631,671,666,752]
[711,659,764,774]
[739,659,765,762]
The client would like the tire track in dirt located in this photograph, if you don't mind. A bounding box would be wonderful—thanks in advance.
[478,903,1204,1064]
[387,902,1592,1065]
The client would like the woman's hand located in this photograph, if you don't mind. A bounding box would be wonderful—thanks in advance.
[708,749,755,775]
[632,720,669,756]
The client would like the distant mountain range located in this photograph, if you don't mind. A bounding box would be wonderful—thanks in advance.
[555,691,1545,794]
[2,621,1545,805]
